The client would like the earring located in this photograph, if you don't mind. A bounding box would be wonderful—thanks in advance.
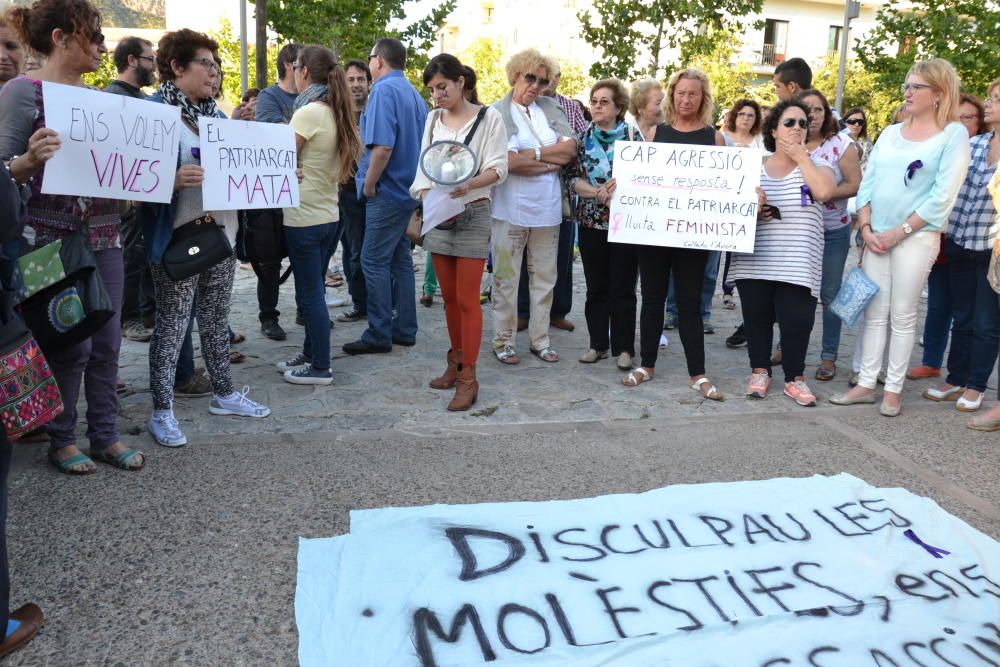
[934,100,939,109]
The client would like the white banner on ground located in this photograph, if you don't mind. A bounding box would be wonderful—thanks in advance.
[197,117,298,211]
[608,141,762,253]
[296,474,1000,667]
[40,81,180,203]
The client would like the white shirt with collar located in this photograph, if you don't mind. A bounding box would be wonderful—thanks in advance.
[491,101,562,228]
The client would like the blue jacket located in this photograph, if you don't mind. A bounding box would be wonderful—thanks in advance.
[137,92,227,262]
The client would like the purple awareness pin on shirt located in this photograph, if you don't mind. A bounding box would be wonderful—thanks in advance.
[800,184,813,206]
[904,160,923,186]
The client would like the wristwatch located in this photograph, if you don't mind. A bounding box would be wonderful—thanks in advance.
[533,147,541,161]
[902,222,913,235]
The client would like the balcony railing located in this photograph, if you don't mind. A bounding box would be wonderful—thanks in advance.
[758,43,785,66]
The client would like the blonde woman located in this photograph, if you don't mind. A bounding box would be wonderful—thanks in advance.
[623,68,725,402]
[628,78,664,142]
[831,59,971,416]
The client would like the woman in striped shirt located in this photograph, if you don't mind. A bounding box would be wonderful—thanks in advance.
[729,99,836,406]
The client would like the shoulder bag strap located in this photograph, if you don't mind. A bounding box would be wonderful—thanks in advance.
[462,106,488,146]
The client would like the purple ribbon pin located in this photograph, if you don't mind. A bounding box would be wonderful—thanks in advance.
[904,159,924,186]
[800,184,813,206]
[903,529,951,558]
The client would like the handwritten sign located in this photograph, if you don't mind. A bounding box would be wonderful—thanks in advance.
[41,82,180,203]
[296,474,1000,666]
[608,141,762,253]
[198,117,298,211]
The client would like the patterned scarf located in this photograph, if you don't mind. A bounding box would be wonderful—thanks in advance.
[581,121,627,186]
[158,80,220,132]
[295,83,328,110]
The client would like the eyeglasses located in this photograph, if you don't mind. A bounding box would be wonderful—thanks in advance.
[368,53,380,61]
[89,32,105,45]
[735,112,756,119]
[901,82,932,93]
[590,98,613,107]
[986,97,1000,106]
[137,55,154,63]
[192,57,219,74]
[781,118,809,129]
[523,73,550,88]
[844,118,865,126]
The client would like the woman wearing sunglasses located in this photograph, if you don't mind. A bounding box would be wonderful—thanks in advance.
[841,108,872,167]
[728,99,836,406]
[0,0,147,473]
[490,49,576,365]
[831,59,971,417]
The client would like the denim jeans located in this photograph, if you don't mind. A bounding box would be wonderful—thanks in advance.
[820,224,852,361]
[518,215,574,320]
[340,186,367,314]
[944,238,1000,392]
[921,261,952,368]
[667,250,719,320]
[361,196,417,348]
[287,223,339,370]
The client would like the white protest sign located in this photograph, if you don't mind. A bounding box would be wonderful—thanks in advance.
[296,473,1000,667]
[609,141,762,253]
[197,117,298,211]
[41,82,180,203]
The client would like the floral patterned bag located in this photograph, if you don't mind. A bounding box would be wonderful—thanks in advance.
[0,312,63,441]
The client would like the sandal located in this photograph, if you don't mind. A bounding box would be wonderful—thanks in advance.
[722,294,736,310]
[622,367,652,386]
[230,350,247,364]
[494,344,519,365]
[692,377,724,401]
[530,346,559,363]
[48,448,97,475]
[230,332,246,345]
[90,446,145,471]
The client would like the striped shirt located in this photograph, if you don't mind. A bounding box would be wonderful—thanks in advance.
[729,155,833,298]
[948,132,998,252]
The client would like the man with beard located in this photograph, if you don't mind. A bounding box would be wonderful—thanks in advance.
[334,59,372,322]
[106,38,159,349]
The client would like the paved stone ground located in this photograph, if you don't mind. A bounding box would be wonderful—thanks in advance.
[4,246,998,665]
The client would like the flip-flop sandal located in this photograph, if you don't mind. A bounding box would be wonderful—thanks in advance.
[622,367,652,386]
[494,345,519,365]
[722,294,736,309]
[230,332,246,344]
[48,448,97,475]
[530,347,559,363]
[692,377,724,401]
[230,350,247,364]
[90,446,145,471]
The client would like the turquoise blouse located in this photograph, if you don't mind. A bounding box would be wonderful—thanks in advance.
[856,121,971,233]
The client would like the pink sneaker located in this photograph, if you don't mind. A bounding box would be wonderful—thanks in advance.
[746,371,770,399]
[784,380,817,407]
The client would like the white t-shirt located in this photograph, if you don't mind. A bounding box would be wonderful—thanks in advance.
[491,102,563,228]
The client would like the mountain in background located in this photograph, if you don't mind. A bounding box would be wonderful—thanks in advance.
[9,0,165,28]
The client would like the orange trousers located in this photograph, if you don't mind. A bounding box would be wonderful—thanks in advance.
[431,254,486,366]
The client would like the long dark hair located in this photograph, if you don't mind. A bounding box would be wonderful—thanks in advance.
[422,53,479,105]
[297,45,362,183]
[795,89,839,140]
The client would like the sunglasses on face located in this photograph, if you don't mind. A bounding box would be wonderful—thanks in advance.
[782,118,809,129]
[523,73,550,88]
[844,118,865,126]
[90,32,105,45]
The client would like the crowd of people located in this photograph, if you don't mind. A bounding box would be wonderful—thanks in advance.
[0,0,997,656]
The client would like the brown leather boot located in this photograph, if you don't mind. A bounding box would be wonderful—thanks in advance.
[429,349,462,389]
[448,364,478,411]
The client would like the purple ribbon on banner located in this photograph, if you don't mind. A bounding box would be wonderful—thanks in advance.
[800,184,813,206]
[903,529,951,558]
[904,160,924,186]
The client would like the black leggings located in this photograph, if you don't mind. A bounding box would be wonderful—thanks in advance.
[736,279,817,382]
[637,245,707,374]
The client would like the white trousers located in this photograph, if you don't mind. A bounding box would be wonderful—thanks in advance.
[858,231,940,392]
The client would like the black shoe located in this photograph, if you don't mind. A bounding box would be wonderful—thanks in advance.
[337,309,366,323]
[726,324,747,348]
[392,337,416,347]
[343,339,391,355]
[261,319,287,341]
[295,311,304,326]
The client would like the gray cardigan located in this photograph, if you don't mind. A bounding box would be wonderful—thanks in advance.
[493,91,574,143]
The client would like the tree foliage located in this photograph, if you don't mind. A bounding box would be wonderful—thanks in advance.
[577,0,763,80]
[460,38,508,105]
[685,28,759,121]
[81,52,118,90]
[210,19,278,105]
[812,56,898,136]
[855,0,1000,97]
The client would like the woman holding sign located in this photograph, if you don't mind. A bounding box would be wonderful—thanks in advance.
[730,99,836,406]
[624,68,725,401]
[567,78,641,369]
[275,45,361,386]
[831,59,971,417]
[411,54,507,411]
[141,29,271,449]
[0,0,145,473]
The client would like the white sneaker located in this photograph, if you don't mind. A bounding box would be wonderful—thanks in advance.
[209,386,271,418]
[148,411,187,447]
[326,294,351,308]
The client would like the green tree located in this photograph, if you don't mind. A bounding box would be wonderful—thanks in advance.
[856,0,1000,97]
[686,28,758,120]
[556,60,594,101]
[578,0,763,80]
[82,53,118,89]
[209,18,278,106]
[812,56,897,136]
[460,38,508,105]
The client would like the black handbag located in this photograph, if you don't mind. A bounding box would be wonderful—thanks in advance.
[236,208,292,284]
[162,214,233,281]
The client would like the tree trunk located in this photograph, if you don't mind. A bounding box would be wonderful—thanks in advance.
[255,0,268,90]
